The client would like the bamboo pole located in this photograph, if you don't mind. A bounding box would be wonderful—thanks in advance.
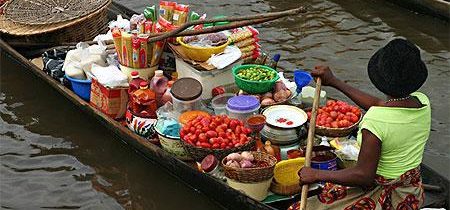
[299,77,322,210]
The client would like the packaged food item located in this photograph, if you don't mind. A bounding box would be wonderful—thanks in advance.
[130,14,145,31]
[131,32,140,68]
[189,11,200,21]
[234,37,259,48]
[131,81,157,118]
[229,26,259,43]
[144,20,153,34]
[121,32,132,67]
[159,1,176,22]
[193,13,207,30]
[182,32,228,47]
[254,52,268,65]
[144,5,156,22]
[172,4,189,26]
[150,24,167,66]
[138,34,149,68]
[90,78,129,119]
[150,70,169,107]
[111,28,122,63]
[240,43,260,53]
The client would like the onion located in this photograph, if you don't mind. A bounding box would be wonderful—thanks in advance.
[274,81,288,92]
[226,153,242,161]
[262,92,273,99]
[241,151,254,161]
[226,160,240,168]
[240,159,254,168]
[261,98,275,106]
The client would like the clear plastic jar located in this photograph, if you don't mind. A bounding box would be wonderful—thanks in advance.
[226,95,260,121]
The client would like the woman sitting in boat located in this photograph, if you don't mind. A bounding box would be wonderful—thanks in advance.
[291,38,430,210]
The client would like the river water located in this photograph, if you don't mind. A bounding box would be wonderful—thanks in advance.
[1,0,449,209]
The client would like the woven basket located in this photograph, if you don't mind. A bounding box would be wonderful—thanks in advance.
[304,108,362,137]
[0,0,111,43]
[222,151,277,183]
[270,180,301,196]
[4,0,109,25]
[181,138,256,161]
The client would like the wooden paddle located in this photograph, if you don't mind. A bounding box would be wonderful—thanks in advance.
[299,77,322,210]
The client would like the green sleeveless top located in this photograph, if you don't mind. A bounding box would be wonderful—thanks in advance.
[356,92,431,179]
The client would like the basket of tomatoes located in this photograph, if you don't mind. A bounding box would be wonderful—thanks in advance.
[306,100,362,137]
[180,115,255,161]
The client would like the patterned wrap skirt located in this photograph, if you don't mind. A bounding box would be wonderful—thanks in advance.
[288,167,423,210]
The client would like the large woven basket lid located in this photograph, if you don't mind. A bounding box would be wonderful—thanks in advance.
[3,0,110,25]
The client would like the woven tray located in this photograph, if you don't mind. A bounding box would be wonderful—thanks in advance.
[0,0,110,43]
[222,151,277,183]
[4,0,109,25]
[270,180,301,196]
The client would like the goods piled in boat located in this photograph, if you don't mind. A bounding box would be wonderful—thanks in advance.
[32,1,367,206]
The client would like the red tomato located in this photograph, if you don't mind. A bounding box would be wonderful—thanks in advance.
[331,121,339,128]
[202,126,209,132]
[235,126,242,135]
[206,130,218,138]
[195,129,202,136]
[212,143,220,149]
[234,143,242,148]
[215,127,224,133]
[189,126,196,133]
[337,113,345,120]
[220,142,227,149]
[243,127,252,135]
[325,123,331,128]
[219,132,227,139]
[200,142,211,148]
[343,115,351,122]
[350,115,359,123]
[326,117,333,124]
[224,117,231,125]
[330,111,338,119]
[326,100,335,106]
[230,120,239,129]
[190,134,198,142]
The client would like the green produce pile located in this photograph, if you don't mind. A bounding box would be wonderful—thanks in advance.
[236,67,277,81]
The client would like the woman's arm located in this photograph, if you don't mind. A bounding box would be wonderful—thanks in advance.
[298,129,381,187]
[311,65,384,110]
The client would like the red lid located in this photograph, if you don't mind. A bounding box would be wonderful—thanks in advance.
[140,81,149,88]
[201,154,218,172]
[131,71,139,77]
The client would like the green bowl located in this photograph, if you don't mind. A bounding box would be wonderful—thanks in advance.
[232,64,280,94]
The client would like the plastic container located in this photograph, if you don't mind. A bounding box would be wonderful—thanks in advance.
[65,75,91,101]
[293,70,312,93]
[211,93,235,115]
[128,71,146,96]
[226,178,272,201]
[226,95,260,121]
[175,56,241,99]
[150,70,168,107]
[232,65,279,94]
[170,78,203,113]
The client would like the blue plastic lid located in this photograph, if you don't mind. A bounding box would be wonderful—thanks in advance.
[227,95,260,111]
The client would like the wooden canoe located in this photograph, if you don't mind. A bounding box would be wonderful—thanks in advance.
[0,2,448,209]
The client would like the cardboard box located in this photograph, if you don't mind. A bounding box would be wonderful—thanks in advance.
[90,79,129,119]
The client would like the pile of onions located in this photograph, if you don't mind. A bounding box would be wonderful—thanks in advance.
[225,152,255,168]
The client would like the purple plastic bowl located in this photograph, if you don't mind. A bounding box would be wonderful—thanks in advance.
[226,95,260,111]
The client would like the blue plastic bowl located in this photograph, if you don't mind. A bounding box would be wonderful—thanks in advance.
[65,75,91,101]
[294,70,312,93]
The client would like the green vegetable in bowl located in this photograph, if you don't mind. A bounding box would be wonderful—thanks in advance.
[236,67,277,81]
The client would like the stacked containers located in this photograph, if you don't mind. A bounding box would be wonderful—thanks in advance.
[226,95,260,121]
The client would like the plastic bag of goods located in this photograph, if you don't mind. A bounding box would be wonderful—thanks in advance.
[90,64,129,88]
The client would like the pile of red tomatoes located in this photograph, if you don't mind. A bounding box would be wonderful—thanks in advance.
[180,115,252,149]
[307,100,361,128]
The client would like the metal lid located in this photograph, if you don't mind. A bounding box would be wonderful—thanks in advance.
[226,95,260,111]
[170,78,202,101]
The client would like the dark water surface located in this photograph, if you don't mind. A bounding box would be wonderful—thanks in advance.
[0,52,222,209]
[1,0,449,209]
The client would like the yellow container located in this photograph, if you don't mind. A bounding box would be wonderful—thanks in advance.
[273,157,305,186]
[176,37,230,62]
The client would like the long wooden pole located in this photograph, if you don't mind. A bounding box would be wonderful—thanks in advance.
[300,77,322,210]
[7,6,306,48]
